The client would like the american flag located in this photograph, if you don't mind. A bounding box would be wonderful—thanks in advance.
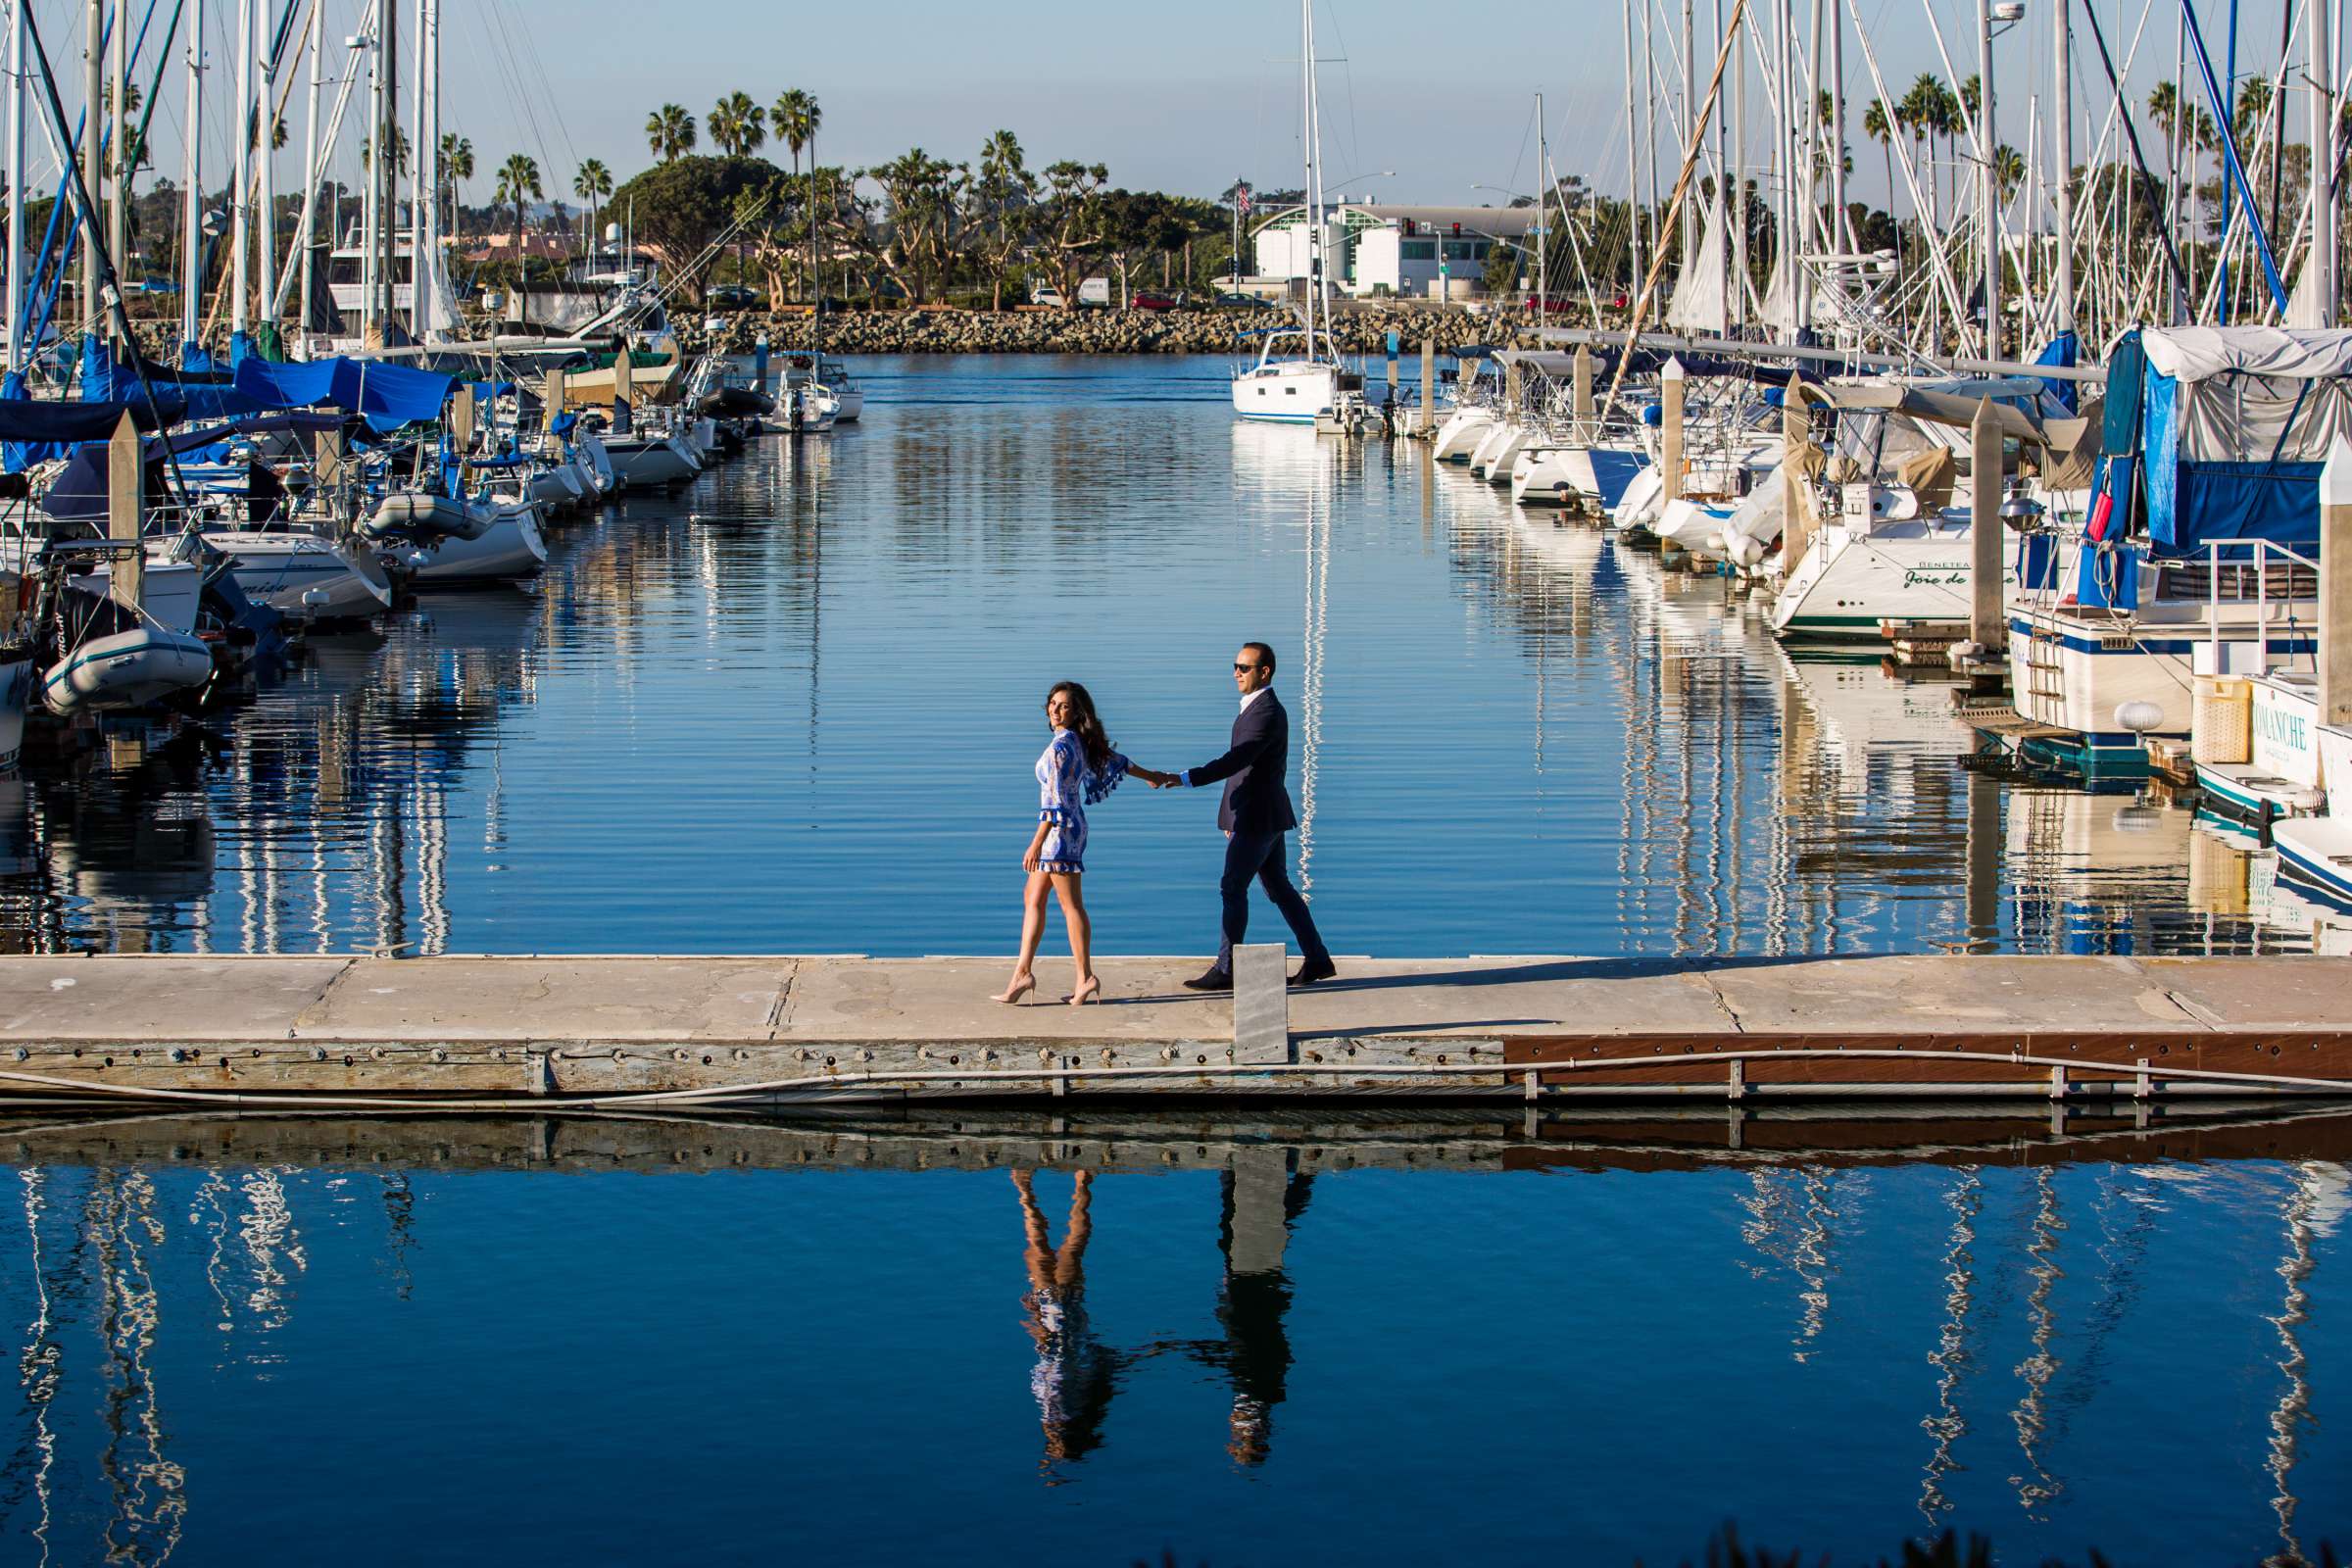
[1237,186,1252,213]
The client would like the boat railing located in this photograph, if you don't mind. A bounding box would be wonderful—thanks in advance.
[2204,537,2321,676]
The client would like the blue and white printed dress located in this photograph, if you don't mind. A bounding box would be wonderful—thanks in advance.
[1036,728,1129,874]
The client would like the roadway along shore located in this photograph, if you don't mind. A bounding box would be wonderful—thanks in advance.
[0,953,2348,1107]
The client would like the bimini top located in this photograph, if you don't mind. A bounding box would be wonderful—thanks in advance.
[2137,324,2352,383]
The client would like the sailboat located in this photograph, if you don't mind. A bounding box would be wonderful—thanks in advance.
[1232,0,1350,424]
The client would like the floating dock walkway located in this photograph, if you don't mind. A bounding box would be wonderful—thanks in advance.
[0,949,2349,1111]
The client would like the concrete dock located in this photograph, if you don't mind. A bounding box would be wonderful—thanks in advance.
[0,951,2349,1107]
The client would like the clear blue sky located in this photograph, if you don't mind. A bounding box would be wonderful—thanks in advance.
[36,0,2276,215]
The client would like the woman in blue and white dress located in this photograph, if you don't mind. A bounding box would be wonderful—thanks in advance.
[997,682,1173,1005]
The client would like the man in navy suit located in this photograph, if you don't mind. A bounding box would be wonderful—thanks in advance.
[1164,642,1337,991]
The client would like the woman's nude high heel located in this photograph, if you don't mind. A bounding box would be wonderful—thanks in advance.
[1066,976,1102,1006]
[993,974,1036,1004]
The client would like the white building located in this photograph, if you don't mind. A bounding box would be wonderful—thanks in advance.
[1250,203,1541,299]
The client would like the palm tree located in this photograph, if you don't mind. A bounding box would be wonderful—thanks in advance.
[360,124,411,176]
[771,88,820,302]
[441,133,474,239]
[495,152,543,279]
[709,91,764,159]
[573,158,612,262]
[1864,96,1898,218]
[645,103,696,163]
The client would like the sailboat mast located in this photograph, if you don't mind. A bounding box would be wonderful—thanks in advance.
[229,0,252,340]
[1302,0,1330,358]
[107,0,123,321]
[406,0,423,334]
[1977,0,2000,357]
[297,0,318,347]
[4,0,23,373]
[419,0,438,337]
[1536,89,1546,318]
[2051,0,2074,335]
[1623,0,1643,292]
[178,0,204,357]
[1828,0,1848,248]
[257,0,276,331]
[81,0,101,339]
[2303,0,2335,323]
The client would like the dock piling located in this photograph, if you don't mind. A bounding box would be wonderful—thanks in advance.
[1420,338,1436,435]
[1232,943,1291,1064]
[2321,436,2352,725]
[1970,397,2005,657]
[1661,357,1686,502]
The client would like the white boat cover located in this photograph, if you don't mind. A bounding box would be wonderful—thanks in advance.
[2138,325,2352,383]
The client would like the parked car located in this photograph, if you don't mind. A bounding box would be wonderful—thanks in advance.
[1029,284,1066,308]
[1213,291,1280,309]
[709,284,761,310]
[1130,291,1182,312]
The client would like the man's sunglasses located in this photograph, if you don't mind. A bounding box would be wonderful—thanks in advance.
[1234,662,1261,673]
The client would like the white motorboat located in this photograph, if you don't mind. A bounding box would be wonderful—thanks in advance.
[41,624,212,713]
[1431,407,1496,463]
[205,531,394,621]
[1512,443,1648,511]
[604,431,700,490]
[397,501,548,585]
[1771,510,2012,639]
[64,559,205,632]
[1471,421,1536,483]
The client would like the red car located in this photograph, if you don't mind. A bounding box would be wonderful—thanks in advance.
[1130,291,1183,311]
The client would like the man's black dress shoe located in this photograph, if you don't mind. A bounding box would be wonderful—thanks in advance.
[1181,968,1234,992]
[1290,957,1339,987]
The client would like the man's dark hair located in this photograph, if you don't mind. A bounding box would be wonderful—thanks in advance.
[1242,641,1276,676]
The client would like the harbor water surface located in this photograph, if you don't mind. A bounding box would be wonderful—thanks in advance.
[0,358,2343,1565]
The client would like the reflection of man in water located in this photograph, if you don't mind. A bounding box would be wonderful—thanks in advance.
[1012,1169,1124,1470]
[1198,1147,1312,1466]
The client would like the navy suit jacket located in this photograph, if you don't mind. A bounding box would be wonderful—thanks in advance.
[1188,690,1300,835]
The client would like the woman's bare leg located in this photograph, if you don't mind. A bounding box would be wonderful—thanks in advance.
[998,871,1053,999]
[1051,873,1093,999]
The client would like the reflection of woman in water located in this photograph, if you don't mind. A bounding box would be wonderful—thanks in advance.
[1013,1169,1125,1468]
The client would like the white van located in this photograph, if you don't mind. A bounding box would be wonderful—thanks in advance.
[1076,276,1112,308]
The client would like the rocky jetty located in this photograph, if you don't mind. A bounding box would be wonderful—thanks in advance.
[685,305,1527,357]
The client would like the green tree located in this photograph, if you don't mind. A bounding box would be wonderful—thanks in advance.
[573,158,612,259]
[441,133,473,238]
[770,89,821,302]
[1033,161,1109,311]
[495,152,543,257]
[862,147,967,304]
[709,91,764,159]
[645,103,696,163]
[607,154,782,304]
[971,128,1034,310]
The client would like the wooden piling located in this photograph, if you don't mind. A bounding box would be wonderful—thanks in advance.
[107,412,142,610]
[1572,344,1594,441]
[2323,436,2352,727]
[544,368,568,427]
[1420,338,1436,434]
[1661,357,1686,503]
[1970,397,2004,655]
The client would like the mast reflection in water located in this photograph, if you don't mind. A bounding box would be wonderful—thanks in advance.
[0,357,2323,956]
[0,1109,2343,1563]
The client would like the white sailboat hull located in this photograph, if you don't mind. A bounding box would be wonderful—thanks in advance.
[399,505,549,585]
[1232,361,1340,422]
[206,533,394,621]
[1771,520,2011,640]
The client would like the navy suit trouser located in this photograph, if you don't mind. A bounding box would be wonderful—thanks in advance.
[1216,827,1331,973]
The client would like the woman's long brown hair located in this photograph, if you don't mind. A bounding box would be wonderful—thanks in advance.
[1047,681,1113,772]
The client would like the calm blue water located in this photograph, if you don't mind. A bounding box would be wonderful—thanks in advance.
[0,1111,2345,1564]
[0,356,2313,957]
[1,360,2343,1564]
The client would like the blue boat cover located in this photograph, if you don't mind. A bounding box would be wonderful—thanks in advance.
[42,412,345,520]
[234,357,454,426]
[0,391,190,471]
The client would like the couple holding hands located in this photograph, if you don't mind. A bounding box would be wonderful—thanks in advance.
[995,642,1336,1006]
